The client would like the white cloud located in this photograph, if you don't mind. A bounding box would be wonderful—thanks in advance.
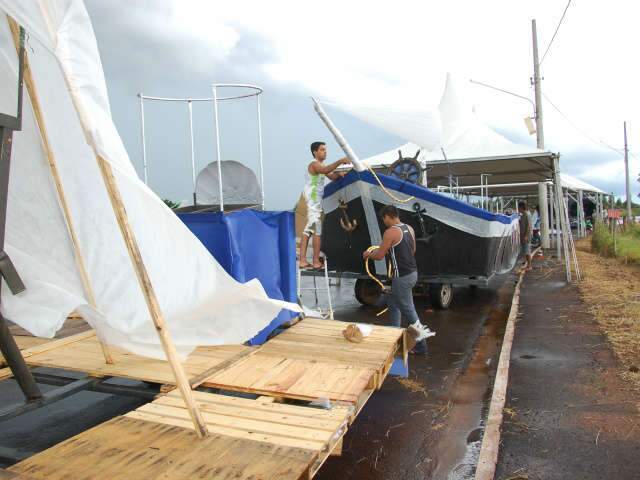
[93,0,640,200]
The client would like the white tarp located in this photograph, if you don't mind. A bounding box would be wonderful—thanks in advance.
[322,101,442,152]
[359,74,545,167]
[0,1,299,359]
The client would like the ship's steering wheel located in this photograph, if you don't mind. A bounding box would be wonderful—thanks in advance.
[386,149,423,185]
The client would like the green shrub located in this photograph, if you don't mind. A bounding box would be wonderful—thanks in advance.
[592,222,614,256]
[617,226,640,263]
[592,222,640,263]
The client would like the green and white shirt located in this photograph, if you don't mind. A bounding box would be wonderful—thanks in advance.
[303,168,325,209]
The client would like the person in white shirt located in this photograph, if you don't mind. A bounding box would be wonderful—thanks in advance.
[299,142,350,270]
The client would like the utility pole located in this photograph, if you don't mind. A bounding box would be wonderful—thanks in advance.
[532,19,545,150]
[624,121,633,223]
[532,19,550,248]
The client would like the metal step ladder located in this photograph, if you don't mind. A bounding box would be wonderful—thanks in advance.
[297,256,334,320]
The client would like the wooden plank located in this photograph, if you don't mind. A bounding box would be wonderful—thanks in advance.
[22,337,249,386]
[0,337,48,367]
[92,151,207,436]
[18,330,96,359]
[126,408,328,451]
[9,416,316,480]
[155,394,347,430]
[203,355,375,403]
[134,402,333,445]
[0,469,20,479]
[8,17,113,366]
[173,390,350,421]
[0,367,13,381]
[189,346,257,388]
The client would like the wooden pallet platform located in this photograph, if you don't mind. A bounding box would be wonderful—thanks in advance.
[1,318,404,403]
[0,330,252,385]
[202,318,405,404]
[2,318,405,478]
[9,390,351,480]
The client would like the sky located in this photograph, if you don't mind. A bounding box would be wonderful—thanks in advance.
[85,0,639,209]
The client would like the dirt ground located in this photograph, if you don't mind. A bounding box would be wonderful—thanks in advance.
[575,238,640,392]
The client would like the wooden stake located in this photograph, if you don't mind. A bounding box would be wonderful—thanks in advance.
[94,154,208,438]
[7,17,113,364]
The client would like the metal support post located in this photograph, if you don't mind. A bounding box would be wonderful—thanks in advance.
[138,93,148,185]
[256,94,265,210]
[187,100,196,205]
[0,26,42,401]
[577,190,585,237]
[212,86,224,212]
[538,182,550,248]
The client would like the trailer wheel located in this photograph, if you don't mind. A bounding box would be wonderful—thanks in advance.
[355,278,383,306]
[430,283,453,309]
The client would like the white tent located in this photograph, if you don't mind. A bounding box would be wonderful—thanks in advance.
[0,1,299,360]
[560,173,606,194]
[325,74,559,189]
[329,74,546,166]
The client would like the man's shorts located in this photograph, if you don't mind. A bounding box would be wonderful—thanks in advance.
[304,204,322,237]
[520,242,531,257]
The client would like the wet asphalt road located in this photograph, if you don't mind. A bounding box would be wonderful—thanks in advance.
[0,274,516,479]
[308,274,516,480]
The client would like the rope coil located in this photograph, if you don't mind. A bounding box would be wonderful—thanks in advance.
[364,246,390,316]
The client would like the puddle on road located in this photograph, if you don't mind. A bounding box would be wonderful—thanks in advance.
[428,283,513,480]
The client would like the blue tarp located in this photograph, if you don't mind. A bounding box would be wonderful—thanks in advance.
[177,209,298,345]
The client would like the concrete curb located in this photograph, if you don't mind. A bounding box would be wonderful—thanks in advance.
[474,251,539,480]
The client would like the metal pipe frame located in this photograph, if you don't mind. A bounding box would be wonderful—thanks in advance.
[187,100,196,204]
[212,86,224,212]
[137,93,148,185]
[0,373,161,424]
[138,84,265,210]
[256,94,265,210]
[0,377,97,423]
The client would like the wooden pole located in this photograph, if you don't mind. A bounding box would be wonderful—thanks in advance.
[11,16,208,438]
[94,155,208,437]
[7,18,113,364]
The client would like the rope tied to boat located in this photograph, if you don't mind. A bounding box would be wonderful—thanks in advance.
[364,246,390,316]
[366,164,415,204]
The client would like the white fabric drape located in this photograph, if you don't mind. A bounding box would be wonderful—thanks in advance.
[0,1,299,359]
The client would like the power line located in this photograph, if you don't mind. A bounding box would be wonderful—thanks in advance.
[540,0,572,65]
[542,92,625,156]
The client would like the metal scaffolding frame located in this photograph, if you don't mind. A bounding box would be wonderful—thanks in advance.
[138,84,265,210]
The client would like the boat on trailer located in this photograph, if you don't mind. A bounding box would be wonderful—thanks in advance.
[311,101,520,309]
[321,169,520,307]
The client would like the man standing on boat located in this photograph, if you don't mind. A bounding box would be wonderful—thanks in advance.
[518,201,533,270]
[362,205,435,354]
[299,142,350,270]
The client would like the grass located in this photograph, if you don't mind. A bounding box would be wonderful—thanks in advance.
[591,222,640,264]
[576,238,640,392]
